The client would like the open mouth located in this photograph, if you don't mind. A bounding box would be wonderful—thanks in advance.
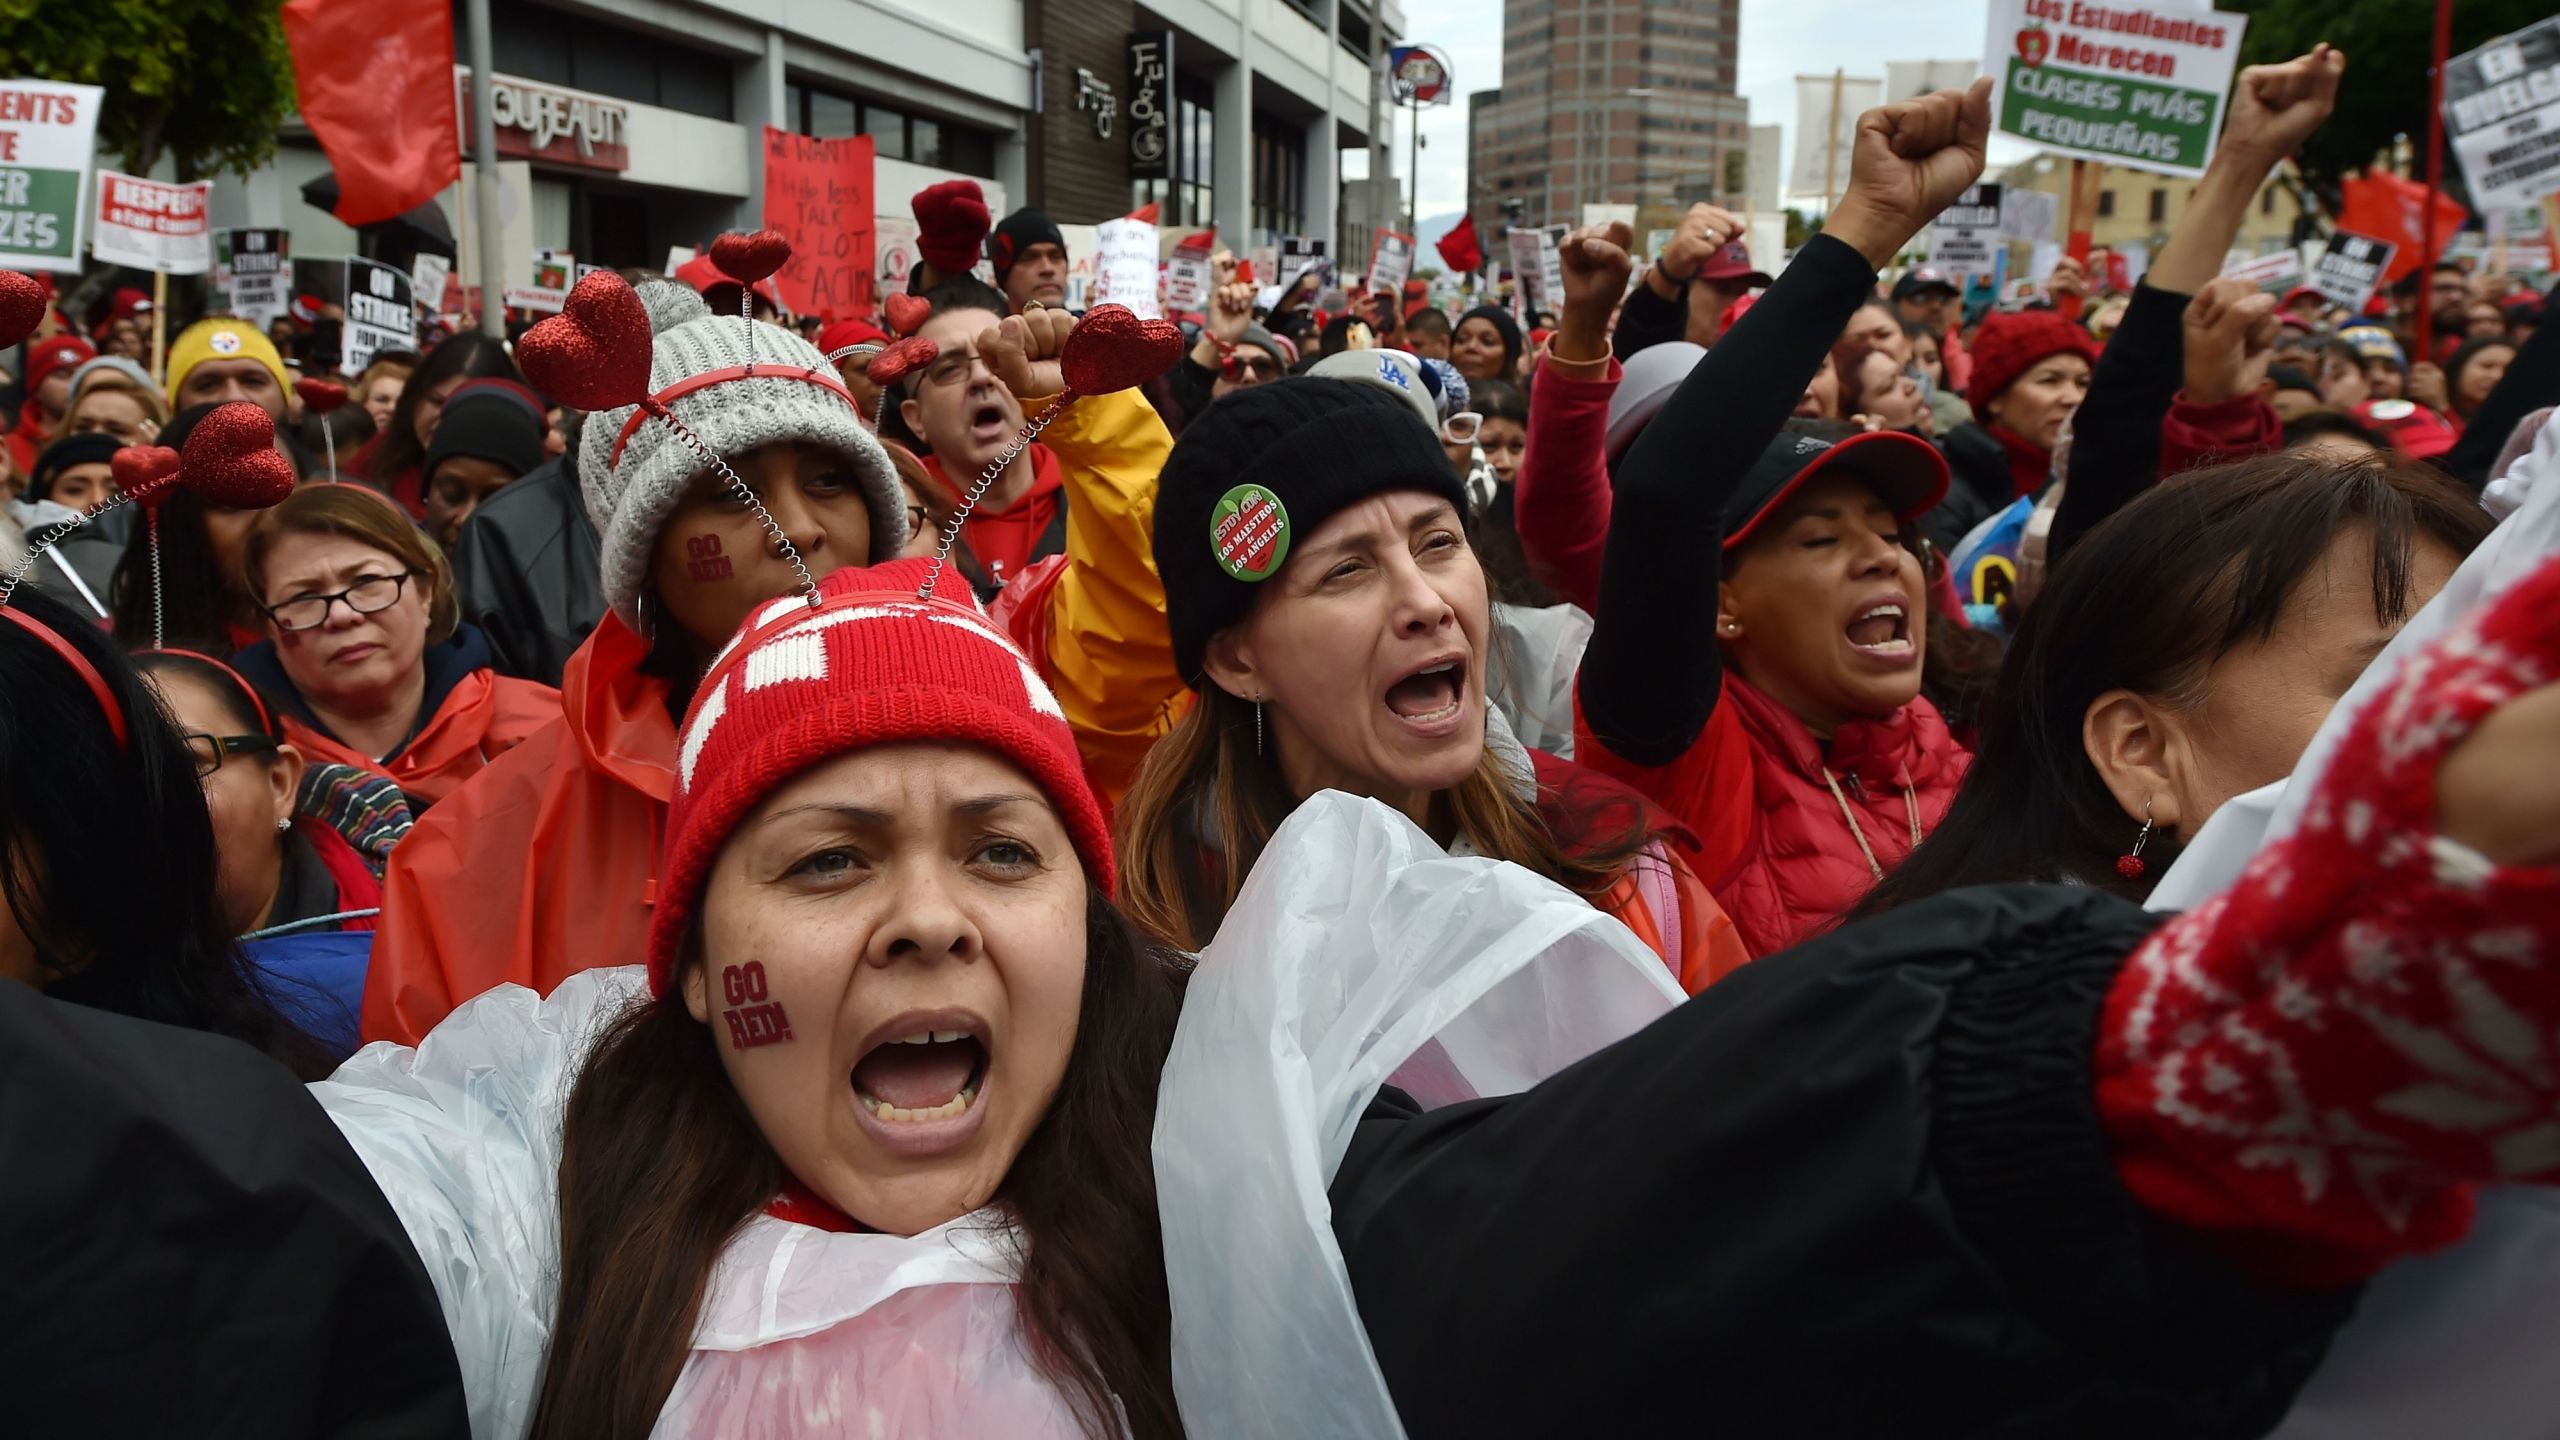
[1845,599,1915,660]
[851,1025,988,1125]
[1384,655,1467,727]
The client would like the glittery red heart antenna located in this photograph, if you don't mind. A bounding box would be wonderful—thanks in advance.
[861,335,939,434]
[0,442,180,607]
[519,268,842,610]
[708,229,791,364]
[295,377,351,479]
[914,304,1184,600]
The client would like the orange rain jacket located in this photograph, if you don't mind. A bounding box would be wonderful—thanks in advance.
[360,391,1182,1045]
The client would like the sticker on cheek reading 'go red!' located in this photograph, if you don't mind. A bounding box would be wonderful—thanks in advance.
[1210,483,1290,582]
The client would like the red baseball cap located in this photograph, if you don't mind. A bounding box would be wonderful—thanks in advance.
[1696,240,1771,289]
[25,334,96,391]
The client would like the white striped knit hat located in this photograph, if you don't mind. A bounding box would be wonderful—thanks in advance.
[577,292,907,631]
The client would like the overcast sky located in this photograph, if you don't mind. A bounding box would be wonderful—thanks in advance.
[1363,0,2029,220]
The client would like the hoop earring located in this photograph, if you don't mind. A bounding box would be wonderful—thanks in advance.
[634,587,657,644]
[2116,799,2155,880]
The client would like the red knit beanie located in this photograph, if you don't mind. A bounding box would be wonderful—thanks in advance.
[646,557,1112,996]
[912,180,993,276]
[1965,309,2100,424]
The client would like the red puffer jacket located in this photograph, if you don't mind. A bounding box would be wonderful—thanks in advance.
[1577,673,1970,958]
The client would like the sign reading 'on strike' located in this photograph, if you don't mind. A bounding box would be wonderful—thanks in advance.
[761,126,875,320]
[1983,0,2247,179]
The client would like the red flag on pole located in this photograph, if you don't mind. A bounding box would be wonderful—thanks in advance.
[281,0,463,226]
[1436,214,1483,274]
[2336,173,2470,285]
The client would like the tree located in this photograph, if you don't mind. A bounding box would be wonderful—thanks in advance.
[0,0,296,180]
[2229,0,2548,201]
[1783,208,1815,250]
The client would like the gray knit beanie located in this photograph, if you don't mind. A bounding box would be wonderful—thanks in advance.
[578,302,906,631]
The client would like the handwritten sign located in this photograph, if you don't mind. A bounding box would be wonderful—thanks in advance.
[761,126,875,319]
[1093,215,1161,317]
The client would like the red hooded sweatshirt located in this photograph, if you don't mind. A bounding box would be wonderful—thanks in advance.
[922,443,1064,585]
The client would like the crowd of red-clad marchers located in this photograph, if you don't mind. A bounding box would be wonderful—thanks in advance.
[7,44,2560,1440]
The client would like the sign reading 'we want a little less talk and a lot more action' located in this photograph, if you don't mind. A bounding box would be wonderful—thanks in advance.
[1982,0,2247,180]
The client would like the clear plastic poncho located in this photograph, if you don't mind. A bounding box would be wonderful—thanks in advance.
[1153,790,1685,1438]
[314,967,1090,1439]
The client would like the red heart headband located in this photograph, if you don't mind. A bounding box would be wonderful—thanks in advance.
[913,304,1182,600]
[861,335,940,432]
[294,377,353,479]
[518,266,839,609]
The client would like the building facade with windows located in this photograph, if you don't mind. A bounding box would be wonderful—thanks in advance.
[1994,153,2312,257]
[1466,0,1749,236]
[1026,0,1400,259]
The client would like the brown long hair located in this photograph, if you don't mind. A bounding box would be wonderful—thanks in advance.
[528,887,1189,1440]
[1116,683,1649,951]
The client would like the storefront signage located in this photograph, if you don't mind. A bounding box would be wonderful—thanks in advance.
[460,72,629,172]
[1128,32,1173,178]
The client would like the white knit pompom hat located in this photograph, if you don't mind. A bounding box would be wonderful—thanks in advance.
[577,296,906,631]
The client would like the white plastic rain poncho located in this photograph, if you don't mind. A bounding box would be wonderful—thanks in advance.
[2152,412,2560,1440]
[1152,790,1685,1438]
[313,968,1090,1440]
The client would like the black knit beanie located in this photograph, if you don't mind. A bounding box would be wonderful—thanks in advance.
[1458,305,1523,374]
[988,207,1066,281]
[1153,377,1467,687]
[28,432,124,504]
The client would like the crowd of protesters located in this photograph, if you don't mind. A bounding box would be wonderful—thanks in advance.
[5,39,2560,1440]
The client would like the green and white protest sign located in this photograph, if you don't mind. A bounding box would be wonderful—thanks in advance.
[1983,0,2246,179]
[0,81,103,272]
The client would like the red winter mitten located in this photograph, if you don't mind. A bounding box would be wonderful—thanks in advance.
[911,180,991,277]
[2098,551,2560,1289]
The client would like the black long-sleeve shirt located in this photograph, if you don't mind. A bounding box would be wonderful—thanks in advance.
[2051,279,2189,566]
[1579,233,1876,767]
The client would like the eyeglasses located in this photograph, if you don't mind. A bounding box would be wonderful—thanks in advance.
[1440,411,1484,445]
[180,731,279,779]
[904,502,931,537]
[1220,352,1281,384]
[262,570,419,632]
[921,349,987,388]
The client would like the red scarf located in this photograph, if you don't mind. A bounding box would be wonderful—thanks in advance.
[1987,422,2053,499]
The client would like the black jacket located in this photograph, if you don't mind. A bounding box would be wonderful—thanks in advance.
[1331,885,2356,1439]
[0,980,470,1437]
[448,456,603,688]
[1928,420,2026,555]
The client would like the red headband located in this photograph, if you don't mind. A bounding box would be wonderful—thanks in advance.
[137,646,275,735]
[2,606,129,749]
[607,362,859,467]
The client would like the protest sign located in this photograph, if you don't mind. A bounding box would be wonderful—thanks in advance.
[1999,186,2059,243]
[504,248,573,313]
[1279,236,1328,295]
[93,172,212,275]
[1982,0,2247,179]
[217,229,290,325]
[1092,216,1162,317]
[2307,230,2397,312]
[2220,248,2304,291]
[0,80,101,272]
[1366,229,1415,296]
[2442,16,2560,214]
[1930,184,2004,276]
[412,252,456,320]
[761,127,876,318]
[874,216,918,298]
[342,257,417,379]
[1164,251,1210,312]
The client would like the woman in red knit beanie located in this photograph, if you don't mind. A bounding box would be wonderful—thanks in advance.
[1931,307,2099,550]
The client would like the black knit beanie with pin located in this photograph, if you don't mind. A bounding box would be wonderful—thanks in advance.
[1154,377,1468,687]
